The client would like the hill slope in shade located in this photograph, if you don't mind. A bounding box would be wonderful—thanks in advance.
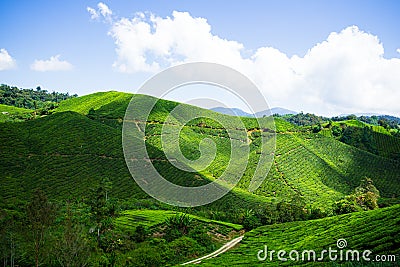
[319,120,400,160]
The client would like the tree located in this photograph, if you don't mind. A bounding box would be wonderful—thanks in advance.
[333,197,361,215]
[331,125,342,137]
[55,202,91,267]
[325,120,333,129]
[242,209,261,230]
[378,118,390,129]
[88,178,115,248]
[347,114,357,120]
[333,177,380,214]
[312,123,322,133]
[132,225,148,243]
[26,189,56,267]
[165,213,193,241]
[102,177,113,202]
[0,209,21,267]
[354,177,380,210]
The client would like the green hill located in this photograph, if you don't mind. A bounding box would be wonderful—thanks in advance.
[200,204,400,266]
[0,104,33,122]
[56,91,132,117]
[1,92,399,210]
[320,120,400,160]
[0,111,140,202]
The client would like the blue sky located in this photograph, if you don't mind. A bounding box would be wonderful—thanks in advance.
[0,1,399,116]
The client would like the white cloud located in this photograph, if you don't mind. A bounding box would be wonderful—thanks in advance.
[98,2,112,17]
[87,7,99,20]
[0,49,17,70]
[88,2,112,21]
[31,55,73,72]
[90,3,400,116]
[108,11,247,73]
[397,48,400,54]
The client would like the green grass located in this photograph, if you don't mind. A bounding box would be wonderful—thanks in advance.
[274,117,299,133]
[56,91,132,117]
[0,104,33,122]
[0,104,33,113]
[341,119,367,128]
[115,209,243,232]
[116,209,177,230]
[200,204,400,266]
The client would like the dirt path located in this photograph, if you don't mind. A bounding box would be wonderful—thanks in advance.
[181,235,244,265]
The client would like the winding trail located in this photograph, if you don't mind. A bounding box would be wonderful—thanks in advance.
[181,235,244,265]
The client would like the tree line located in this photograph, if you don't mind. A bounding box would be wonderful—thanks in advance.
[0,178,218,267]
[0,178,114,267]
[0,84,77,112]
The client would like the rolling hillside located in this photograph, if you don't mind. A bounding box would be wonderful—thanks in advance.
[320,120,400,160]
[200,204,400,266]
[1,91,399,211]
[0,104,33,122]
[56,91,132,116]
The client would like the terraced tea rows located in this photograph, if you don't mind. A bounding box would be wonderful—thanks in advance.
[1,92,399,212]
[201,204,400,266]
[115,209,243,232]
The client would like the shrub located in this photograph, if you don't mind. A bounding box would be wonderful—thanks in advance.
[168,236,205,260]
[123,246,163,267]
[188,225,214,251]
[165,213,193,235]
[132,225,148,243]
[164,228,182,242]
[331,125,342,137]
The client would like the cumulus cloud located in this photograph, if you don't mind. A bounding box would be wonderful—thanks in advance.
[31,55,73,72]
[88,3,400,116]
[87,2,112,22]
[0,49,17,70]
[98,2,112,17]
[110,11,248,73]
[397,48,400,54]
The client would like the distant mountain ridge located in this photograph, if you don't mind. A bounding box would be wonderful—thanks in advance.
[210,107,298,117]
